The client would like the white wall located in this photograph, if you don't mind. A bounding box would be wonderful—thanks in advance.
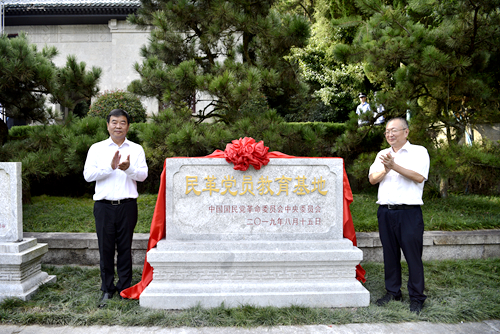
[435,123,500,145]
[5,19,158,117]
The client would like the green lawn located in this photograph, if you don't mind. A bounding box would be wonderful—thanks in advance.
[349,192,500,232]
[12,193,500,326]
[23,194,157,233]
[1,259,499,326]
[23,193,500,233]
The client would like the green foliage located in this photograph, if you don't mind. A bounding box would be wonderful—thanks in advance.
[5,124,36,138]
[3,110,349,198]
[0,33,56,122]
[1,118,110,201]
[230,109,290,153]
[128,0,311,122]
[236,95,270,119]
[287,42,366,123]
[88,90,147,123]
[3,108,498,199]
[51,55,102,113]
[427,140,500,196]
[72,100,90,118]
[347,151,378,191]
[333,0,500,144]
[0,33,101,122]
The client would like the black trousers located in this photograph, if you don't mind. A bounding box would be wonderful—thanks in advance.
[94,199,137,293]
[378,205,426,302]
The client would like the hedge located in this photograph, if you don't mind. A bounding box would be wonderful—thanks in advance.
[2,110,499,201]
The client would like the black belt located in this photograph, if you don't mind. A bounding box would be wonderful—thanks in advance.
[381,204,420,210]
[97,198,136,205]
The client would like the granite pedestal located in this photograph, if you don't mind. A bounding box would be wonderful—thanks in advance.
[139,158,369,309]
[0,162,56,302]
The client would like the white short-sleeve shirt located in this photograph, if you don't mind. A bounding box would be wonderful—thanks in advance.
[369,141,429,205]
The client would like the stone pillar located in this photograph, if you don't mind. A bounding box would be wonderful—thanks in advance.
[0,162,56,302]
[139,158,369,309]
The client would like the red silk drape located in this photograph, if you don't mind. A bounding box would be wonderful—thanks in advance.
[120,153,366,300]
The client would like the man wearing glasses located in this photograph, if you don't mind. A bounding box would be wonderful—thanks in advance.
[368,117,430,314]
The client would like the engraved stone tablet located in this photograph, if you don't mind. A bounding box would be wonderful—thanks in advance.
[165,158,344,241]
[0,162,22,242]
[140,157,370,309]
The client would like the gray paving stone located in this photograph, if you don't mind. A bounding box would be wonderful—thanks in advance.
[1,321,499,334]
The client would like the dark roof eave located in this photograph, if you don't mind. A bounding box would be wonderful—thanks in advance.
[6,13,133,26]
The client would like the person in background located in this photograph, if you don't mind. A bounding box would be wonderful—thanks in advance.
[374,92,385,125]
[356,93,371,126]
[368,117,430,314]
[83,109,148,308]
[357,92,385,125]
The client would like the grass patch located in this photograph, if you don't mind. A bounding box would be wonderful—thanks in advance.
[350,193,500,232]
[1,259,499,326]
[23,193,500,233]
[423,194,500,231]
[23,194,157,233]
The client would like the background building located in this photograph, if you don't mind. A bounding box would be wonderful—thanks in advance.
[1,0,158,118]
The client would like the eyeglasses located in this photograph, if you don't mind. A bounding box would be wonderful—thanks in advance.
[384,128,407,136]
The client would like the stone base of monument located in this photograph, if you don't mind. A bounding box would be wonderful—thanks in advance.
[140,239,369,309]
[0,238,57,302]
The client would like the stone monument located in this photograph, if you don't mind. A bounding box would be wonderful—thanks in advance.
[139,156,369,309]
[0,162,56,301]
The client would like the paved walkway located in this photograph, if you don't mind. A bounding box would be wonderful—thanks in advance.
[1,321,499,334]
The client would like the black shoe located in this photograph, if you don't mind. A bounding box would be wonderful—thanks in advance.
[410,300,424,314]
[98,292,114,308]
[376,293,402,306]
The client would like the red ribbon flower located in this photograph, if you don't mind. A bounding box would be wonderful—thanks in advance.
[224,137,270,171]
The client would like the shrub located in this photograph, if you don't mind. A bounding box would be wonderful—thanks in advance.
[6,107,499,199]
[1,110,351,197]
[2,117,109,202]
[428,140,500,196]
[8,125,37,138]
[88,90,147,123]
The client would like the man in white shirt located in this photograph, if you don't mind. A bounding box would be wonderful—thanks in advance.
[368,117,430,314]
[357,92,385,125]
[356,93,371,126]
[84,109,148,307]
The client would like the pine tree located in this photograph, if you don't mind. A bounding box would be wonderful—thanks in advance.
[0,33,57,123]
[51,55,102,117]
[0,33,102,125]
[128,0,311,122]
[334,0,500,144]
[330,0,500,196]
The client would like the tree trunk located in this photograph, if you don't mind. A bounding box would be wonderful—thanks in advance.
[440,177,448,198]
[0,118,8,145]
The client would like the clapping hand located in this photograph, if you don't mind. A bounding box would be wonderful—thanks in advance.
[111,152,130,171]
[118,155,130,171]
[380,152,394,172]
[111,151,121,170]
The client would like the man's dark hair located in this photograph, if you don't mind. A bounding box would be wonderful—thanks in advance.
[107,109,130,124]
[388,117,408,129]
